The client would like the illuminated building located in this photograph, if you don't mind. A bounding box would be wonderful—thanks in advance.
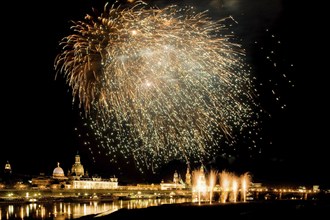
[70,153,84,178]
[50,162,68,189]
[67,153,118,189]
[173,170,179,184]
[0,161,13,187]
[185,167,192,187]
[4,161,12,174]
[53,162,68,180]
[31,174,52,189]
[160,169,191,190]
[70,176,118,189]
[31,153,118,189]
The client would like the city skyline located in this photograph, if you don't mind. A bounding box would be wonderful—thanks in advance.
[1,0,328,187]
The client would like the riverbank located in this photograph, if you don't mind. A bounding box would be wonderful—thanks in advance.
[77,199,330,220]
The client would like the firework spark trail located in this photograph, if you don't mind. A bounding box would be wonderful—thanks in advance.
[55,1,259,170]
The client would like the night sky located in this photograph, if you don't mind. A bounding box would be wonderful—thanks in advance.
[1,0,328,187]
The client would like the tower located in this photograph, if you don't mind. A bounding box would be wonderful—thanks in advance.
[185,167,191,187]
[2,160,13,185]
[4,161,12,174]
[173,170,179,184]
[71,152,84,178]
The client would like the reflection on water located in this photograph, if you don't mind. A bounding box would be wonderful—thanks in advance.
[0,198,191,219]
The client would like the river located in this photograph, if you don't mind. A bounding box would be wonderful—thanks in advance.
[0,197,192,219]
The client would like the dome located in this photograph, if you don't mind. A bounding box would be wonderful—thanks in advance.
[53,162,65,177]
[72,163,84,176]
[71,154,84,176]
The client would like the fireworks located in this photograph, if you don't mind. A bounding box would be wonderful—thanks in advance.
[55,1,259,170]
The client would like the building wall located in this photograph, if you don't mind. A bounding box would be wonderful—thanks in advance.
[72,179,118,189]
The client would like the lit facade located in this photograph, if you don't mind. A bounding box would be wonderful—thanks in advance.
[71,177,118,189]
[31,154,118,190]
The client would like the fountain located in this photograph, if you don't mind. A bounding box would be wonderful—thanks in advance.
[208,170,218,204]
[192,166,207,204]
[192,167,251,204]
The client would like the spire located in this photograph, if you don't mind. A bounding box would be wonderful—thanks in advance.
[185,165,191,186]
[75,153,81,164]
[173,170,179,184]
[4,160,12,174]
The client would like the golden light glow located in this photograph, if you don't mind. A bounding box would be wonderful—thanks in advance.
[192,168,252,203]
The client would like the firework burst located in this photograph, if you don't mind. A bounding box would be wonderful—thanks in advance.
[55,1,259,170]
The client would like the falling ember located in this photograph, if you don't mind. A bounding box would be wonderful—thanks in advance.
[55,1,259,169]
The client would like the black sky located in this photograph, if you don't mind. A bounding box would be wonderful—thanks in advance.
[1,0,328,187]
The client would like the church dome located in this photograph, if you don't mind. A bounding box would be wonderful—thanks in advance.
[72,163,84,176]
[71,154,84,176]
[53,162,65,177]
